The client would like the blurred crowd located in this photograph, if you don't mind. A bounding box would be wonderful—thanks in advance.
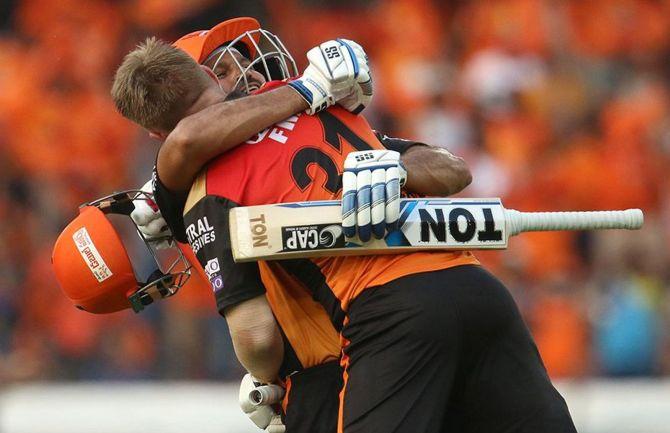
[1,0,670,383]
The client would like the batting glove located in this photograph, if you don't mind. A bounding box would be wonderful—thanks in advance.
[266,416,286,433]
[342,150,407,242]
[239,374,286,432]
[337,39,373,114]
[130,179,171,250]
[288,39,368,115]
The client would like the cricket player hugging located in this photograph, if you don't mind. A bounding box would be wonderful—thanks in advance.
[111,19,578,433]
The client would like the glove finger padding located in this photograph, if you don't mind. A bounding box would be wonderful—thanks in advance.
[131,180,160,227]
[339,74,373,114]
[355,169,372,242]
[337,39,367,63]
[337,40,373,114]
[246,405,279,430]
[385,166,401,232]
[356,68,373,97]
[137,217,168,238]
[138,219,172,250]
[131,179,173,250]
[266,415,286,433]
[370,168,387,239]
[328,40,359,100]
[130,204,159,226]
[340,38,371,91]
[341,170,358,239]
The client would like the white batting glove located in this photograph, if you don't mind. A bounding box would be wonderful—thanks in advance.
[239,374,286,432]
[266,415,286,433]
[342,150,407,242]
[288,39,367,114]
[130,179,171,250]
[337,39,373,114]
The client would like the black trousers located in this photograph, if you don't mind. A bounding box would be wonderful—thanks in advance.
[284,361,343,433]
[340,265,577,433]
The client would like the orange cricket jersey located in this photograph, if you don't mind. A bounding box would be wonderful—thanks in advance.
[188,104,477,321]
[258,261,341,368]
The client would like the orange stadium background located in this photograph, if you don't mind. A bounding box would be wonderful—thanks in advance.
[1,0,670,432]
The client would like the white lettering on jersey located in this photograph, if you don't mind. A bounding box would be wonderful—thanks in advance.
[186,216,216,254]
[246,115,301,145]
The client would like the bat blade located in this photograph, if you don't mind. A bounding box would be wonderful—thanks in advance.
[229,198,509,262]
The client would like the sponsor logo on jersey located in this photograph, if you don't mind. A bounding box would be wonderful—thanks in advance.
[185,216,216,254]
[204,258,223,292]
[281,224,344,252]
[72,227,113,282]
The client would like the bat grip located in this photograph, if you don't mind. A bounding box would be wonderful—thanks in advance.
[505,208,644,236]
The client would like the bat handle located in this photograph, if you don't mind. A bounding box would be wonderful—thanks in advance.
[505,208,644,236]
[249,384,285,406]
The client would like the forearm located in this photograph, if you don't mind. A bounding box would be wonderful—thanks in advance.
[231,327,284,383]
[402,145,472,196]
[158,86,307,191]
[183,86,307,160]
[225,296,285,383]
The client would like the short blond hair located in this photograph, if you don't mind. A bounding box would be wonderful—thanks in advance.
[111,37,211,132]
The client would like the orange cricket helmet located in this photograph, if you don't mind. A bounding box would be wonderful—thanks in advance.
[52,191,191,314]
[173,17,262,63]
[172,17,298,94]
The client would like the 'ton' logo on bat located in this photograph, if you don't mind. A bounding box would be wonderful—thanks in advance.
[416,206,503,244]
[250,214,268,247]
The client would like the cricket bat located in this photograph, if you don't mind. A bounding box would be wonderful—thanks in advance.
[229,198,643,262]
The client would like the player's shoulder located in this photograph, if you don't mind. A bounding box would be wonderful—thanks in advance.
[322,105,370,125]
[303,106,381,147]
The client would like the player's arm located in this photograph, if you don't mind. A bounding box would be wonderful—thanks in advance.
[159,39,371,193]
[376,132,471,196]
[225,295,284,384]
[400,144,471,196]
[158,87,308,191]
[183,195,283,383]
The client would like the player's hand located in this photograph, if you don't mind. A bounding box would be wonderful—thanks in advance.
[337,39,373,114]
[342,150,407,242]
[131,179,171,250]
[239,374,286,432]
[288,39,367,115]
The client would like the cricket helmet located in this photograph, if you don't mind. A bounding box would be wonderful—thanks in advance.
[172,17,298,94]
[52,191,191,314]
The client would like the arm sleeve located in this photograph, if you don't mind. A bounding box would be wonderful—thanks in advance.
[183,194,265,314]
[374,131,426,154]
[151,165,189,244]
